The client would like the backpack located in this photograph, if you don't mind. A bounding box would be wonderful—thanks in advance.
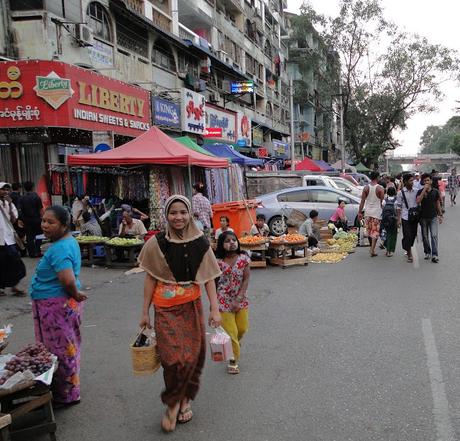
[381,198,397,230]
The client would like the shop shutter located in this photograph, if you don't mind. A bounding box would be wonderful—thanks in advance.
[20,143,45,186]
[0,144,14,183]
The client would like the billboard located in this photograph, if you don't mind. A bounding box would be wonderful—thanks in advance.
[181,88,205,134]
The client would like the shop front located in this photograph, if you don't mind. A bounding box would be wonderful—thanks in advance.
[0,60,151,199]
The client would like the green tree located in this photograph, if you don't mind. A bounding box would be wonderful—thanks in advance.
[295,0,460,166]
[420,116,460,154]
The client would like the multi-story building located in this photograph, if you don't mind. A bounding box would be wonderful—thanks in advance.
[0,0,291,184]
[285,11,342,164]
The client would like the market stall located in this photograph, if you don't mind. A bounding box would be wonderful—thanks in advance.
[67,126,229,229]
[269,234,310,268]
[0,330,58,441]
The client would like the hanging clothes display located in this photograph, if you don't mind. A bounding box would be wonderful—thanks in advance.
[204,164,245,204]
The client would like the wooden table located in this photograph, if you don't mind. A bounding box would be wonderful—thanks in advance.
[77,241,108,267]
[269,241,309,268]
[0,383,56,440]
[104,243,144,268]
[240,243,268,268]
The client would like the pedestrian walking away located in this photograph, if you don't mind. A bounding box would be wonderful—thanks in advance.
[416,173,443,263]
[447,168,458,206]
[138,195,222,433]
[381,187,398,257]
[30,205,87,406]
[396,174,419,263]
[192,182,213,230]
[358,171,384,257]
[0,182,26,297]
[19,181,44,258]
[215,231,251,375]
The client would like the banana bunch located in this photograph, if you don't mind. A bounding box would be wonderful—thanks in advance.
[310,252,347,263]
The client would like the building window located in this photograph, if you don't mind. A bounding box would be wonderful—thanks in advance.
[86,2,112,42]
[265,102,273,117]
[9,0,43,10]
[152,40,176,72]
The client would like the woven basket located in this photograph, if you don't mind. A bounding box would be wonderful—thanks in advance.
[130,329,161,375]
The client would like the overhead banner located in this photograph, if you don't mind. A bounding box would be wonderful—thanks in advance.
[205,104,236,143]
[153,97,180,128]
[237,112,251,147]
[0,60,151,136]
[181,88,205,134]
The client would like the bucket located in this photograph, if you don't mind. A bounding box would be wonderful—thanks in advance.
[212,199,260,237]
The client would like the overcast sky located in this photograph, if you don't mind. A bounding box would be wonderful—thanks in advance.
[287,0,460,155]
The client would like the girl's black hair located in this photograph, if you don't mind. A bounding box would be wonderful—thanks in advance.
[220,215,230,224]
[46,205,70,229]
[215,230,242,259]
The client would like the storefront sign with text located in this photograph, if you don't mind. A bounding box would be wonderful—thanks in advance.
[0,60,151,137]
[205,104,236,143]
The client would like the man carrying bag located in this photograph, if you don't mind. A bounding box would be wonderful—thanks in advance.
[0,183,26,297]
[397,174,419,263]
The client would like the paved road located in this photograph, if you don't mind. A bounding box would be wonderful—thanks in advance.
[2,207,460,441]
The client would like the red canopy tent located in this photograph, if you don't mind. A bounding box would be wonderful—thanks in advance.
[67,126,228,168]
[294,157,322,171]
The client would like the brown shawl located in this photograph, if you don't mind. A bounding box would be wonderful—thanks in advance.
[138,195,221,284]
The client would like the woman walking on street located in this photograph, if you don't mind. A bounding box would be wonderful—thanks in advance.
[138,195,221,433]
[30,206,86,406]
[215,231,251,375]
[0,182,26,297]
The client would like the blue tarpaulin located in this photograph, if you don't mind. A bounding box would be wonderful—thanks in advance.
[203,143,264,166]
[314,159,335,171]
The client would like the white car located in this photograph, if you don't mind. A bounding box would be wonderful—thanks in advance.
[329,177,363,197]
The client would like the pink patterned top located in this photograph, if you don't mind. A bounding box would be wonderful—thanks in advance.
[217,253,250,312]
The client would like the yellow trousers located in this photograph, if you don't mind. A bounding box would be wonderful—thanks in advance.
[221,309,249,362]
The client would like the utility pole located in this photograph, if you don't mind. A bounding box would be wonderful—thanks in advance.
[289,77,296,171]
[338,81,345,173]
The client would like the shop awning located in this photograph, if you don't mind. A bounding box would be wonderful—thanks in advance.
[314,159,335,171]
[295,157,322,171]
[202,143,264,166]
[67,126,229,168]
[174,136,216,157]
[331,160,357,172]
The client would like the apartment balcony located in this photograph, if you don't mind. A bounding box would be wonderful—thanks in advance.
[225,0,244,13]
[179,23,200,45]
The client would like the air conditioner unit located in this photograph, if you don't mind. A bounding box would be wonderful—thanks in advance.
[76,24,94,47]
[209,92,220,103]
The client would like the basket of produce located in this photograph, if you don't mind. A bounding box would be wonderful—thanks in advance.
[0,325,11,354]
[131,328,160,375]
[309,252,347,264]
[270,233,307,246]
[239,236,267,246]
[0,343,58,397]
[76,235,109,244]
[106,238,144,247]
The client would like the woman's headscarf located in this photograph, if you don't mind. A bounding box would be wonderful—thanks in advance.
[163,195,203,243]
[138,195,221,284]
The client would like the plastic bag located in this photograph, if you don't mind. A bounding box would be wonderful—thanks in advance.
[209,327,234,362]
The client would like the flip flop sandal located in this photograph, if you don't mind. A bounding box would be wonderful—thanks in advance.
[227,363,240,374]
[177,406,193,424]
[161,406,179,433]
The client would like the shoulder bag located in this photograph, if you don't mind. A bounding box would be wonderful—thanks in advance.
[401,189,420,224]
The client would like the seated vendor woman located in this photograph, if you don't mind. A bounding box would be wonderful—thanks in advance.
[118,211,147,239]
[329,199,349,231]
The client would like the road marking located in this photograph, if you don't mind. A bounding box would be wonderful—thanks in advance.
[422,319,456,441]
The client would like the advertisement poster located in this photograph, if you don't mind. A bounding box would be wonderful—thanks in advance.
[153,97,180,128]
[205,104,237,143]
[237,111,251,147]
[252,126,263,146]
[181,88,205,134]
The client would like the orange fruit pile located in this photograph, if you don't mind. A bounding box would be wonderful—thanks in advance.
[271,234,306,244]
[239,236,266,245]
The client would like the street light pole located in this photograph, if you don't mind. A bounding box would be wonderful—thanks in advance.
[289,77,296,171]
[338,82,345,173]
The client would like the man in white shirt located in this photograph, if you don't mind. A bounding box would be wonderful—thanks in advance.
[0,182,26,296]
[396,174,419,263]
